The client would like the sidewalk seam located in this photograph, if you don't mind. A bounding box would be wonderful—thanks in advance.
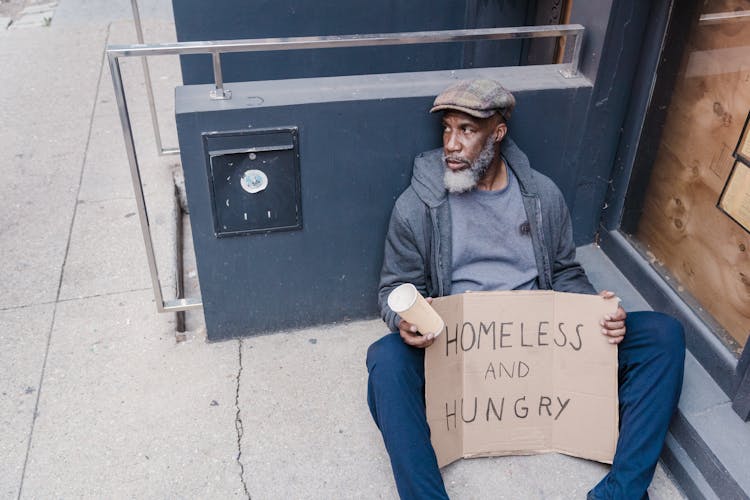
[235,338,252,499]
[15,22,112,500]
[1,287,152,312]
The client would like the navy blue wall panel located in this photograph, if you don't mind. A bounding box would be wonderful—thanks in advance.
[172,0,530,84]
[172,0,659,245]
[178,99,435,339]
[176,71,590,339]
[566,0,657,243]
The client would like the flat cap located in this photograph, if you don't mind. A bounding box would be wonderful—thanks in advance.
[430,79,516,120]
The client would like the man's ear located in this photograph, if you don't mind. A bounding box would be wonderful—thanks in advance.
[494,122,508,143]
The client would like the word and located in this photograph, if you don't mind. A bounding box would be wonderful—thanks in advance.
[484,360,530,380]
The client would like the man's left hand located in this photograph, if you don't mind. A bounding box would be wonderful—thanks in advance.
[599,290,627,344]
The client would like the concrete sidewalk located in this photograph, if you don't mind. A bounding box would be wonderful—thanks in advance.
[0,1,684,498]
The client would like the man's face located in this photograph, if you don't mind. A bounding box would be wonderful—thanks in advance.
[441,111,505,193]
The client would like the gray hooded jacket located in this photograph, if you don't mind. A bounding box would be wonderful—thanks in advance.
[378,136,595,332]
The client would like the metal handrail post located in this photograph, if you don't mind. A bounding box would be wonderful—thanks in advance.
[209,51,231,100]
[108,53,165,311]
[560,30,583,78]
[108,52,201,313]
[130,0,180,156]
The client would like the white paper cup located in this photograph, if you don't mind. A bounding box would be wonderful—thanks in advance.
[387,283,445,336]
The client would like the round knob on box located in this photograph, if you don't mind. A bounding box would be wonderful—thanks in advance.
[241,169,268,194]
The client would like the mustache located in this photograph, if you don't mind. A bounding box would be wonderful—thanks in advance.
[443,155,470,166]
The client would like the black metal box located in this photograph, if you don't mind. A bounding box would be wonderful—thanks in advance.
[203,128,301,237]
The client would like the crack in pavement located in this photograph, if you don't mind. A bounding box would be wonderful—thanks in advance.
[0,287,153,312]
[235,338,252,499]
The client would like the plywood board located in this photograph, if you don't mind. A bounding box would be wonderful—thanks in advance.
[637,0,750,349]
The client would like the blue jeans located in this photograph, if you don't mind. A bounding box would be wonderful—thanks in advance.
[366,311,685,500]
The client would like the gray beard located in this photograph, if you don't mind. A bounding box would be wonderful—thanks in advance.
[443,136,496,193]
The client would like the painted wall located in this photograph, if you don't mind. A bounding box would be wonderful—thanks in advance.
[173,0,662,338]
[172,0,532,84]
[176,68,591,339]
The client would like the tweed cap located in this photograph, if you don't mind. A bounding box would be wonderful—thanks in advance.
[430,79,515,120]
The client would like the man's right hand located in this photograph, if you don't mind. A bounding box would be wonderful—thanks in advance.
[398,298,437,349]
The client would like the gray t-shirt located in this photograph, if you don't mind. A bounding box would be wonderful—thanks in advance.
[449,166,538,294]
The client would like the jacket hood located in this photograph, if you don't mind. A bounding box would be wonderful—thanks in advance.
[410,136,538,208]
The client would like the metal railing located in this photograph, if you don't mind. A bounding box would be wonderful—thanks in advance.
[107,24,585,313]
[699,9,750,24]
[130,0,179,155]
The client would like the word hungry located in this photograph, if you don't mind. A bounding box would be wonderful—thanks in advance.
[444,395,572,430]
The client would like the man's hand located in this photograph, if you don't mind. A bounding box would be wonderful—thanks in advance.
[398,297,437,349]
[599,290,627,344]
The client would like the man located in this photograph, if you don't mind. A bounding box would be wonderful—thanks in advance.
[366,79,685,500]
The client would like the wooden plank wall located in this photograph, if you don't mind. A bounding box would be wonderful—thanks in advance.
[637,0,750,350]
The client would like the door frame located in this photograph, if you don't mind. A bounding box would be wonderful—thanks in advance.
[605,0,750,420]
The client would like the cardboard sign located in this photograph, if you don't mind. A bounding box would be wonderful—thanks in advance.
[426,291,619,468]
